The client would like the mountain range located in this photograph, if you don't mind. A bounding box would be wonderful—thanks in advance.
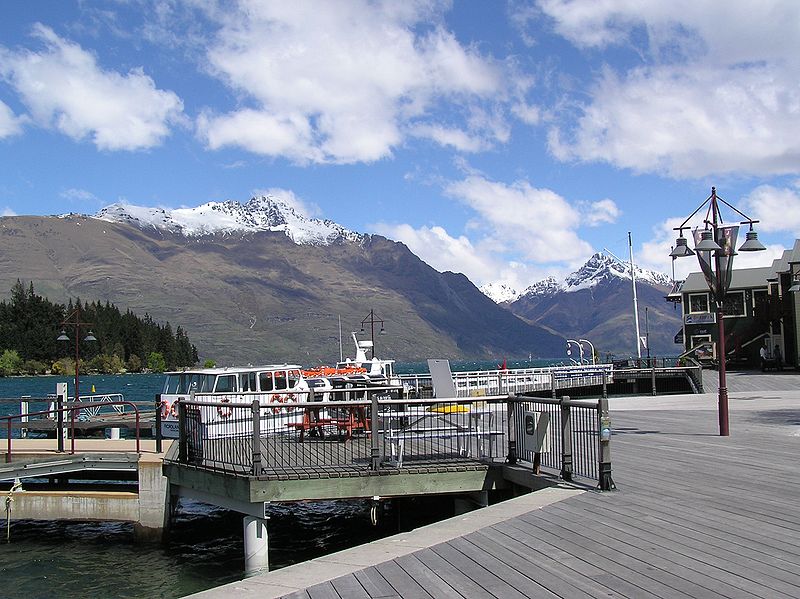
[0,197,567,365]
[0,197,680,363]
[482,253,681,358]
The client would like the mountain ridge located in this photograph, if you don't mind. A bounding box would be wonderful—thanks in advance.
[0,212,566,364]
[480,252,671,303]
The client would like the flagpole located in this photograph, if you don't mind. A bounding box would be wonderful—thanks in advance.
[629,232,642,359]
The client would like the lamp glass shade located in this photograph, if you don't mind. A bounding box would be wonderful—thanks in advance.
[788,283,800,293]
[670,237,695,258]
[738,230,766,252]
[84,330,97,342]
[57,330,69,342]
[695,230,722,252]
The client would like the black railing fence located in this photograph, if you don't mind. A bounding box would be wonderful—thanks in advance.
[167,391,613,489]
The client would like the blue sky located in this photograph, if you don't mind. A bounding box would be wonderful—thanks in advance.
[1,1,799,291]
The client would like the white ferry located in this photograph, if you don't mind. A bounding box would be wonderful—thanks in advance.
[159,334,402,439]
[159,364,309,439]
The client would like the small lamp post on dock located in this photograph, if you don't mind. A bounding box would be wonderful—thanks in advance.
[670,187,766,436]
[360,309,385,358]
[57,305,97,402]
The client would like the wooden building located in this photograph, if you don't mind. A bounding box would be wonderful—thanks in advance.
[669,239,800,368]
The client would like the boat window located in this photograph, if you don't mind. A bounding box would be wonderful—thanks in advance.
[288,369,301,389]
[259,372,273,391]
[198,375,214,392]
[162,374,181,394]
[186,374,199,392]
[215,375,236,393]
[240,372,257,392]
[274,370,288,390]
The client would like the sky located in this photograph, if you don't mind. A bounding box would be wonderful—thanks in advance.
[1,0,799,292]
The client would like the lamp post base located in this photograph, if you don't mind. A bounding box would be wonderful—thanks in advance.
[718,385,729,436]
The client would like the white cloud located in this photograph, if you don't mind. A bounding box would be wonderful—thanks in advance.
[538,1,800,178]
[444,175,593,263]
[197,2,509,163]
[253,187,322,219]
[60,188,98,202]
[372,223,499,282]
[370,222,559,289]
[511,102,541,125]
[582,198,620,226]
[0,101,24,138]
[1,207,17,217]
[0,24,183,150]
[410,124,488,152]
[550,64,800,178]
[740,183,800,234]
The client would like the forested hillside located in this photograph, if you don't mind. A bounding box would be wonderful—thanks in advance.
[0,281,197,375]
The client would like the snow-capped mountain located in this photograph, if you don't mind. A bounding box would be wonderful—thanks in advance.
[481,252,670,304]
[503,252,671,302]
[562,252,671,292]
[500,251,680,356]
[94,196,363,246]
[479,282,521,303]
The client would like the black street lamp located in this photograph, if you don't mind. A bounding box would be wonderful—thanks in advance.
[360,309,385,358]
[57,305,97,402]
[670,187,765,436]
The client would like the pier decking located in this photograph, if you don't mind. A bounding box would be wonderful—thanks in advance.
[195,386,800,598]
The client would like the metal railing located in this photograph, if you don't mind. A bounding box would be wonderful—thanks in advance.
[2,400,142,462]
[400,364,615,398]
[166,391,612,489]
[507,396,611,486]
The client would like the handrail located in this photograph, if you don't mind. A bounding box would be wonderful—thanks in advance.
[3,400,141,463]
[170,392,611,488]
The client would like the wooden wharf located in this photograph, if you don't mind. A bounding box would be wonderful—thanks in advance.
[192,386,800,598]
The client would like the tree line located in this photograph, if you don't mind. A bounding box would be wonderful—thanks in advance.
[0,281,198,376]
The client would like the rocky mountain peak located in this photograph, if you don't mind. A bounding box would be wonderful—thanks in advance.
[483,252,671,303]
[94,196,363,246]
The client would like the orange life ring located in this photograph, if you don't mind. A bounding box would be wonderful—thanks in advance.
[161,400,179,419]
[271,394,284,414]
[217,398,233,418]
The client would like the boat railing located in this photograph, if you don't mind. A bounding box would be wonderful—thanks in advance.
[166,391,611,489]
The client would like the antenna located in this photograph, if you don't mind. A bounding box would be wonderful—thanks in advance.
[628,233,642,359]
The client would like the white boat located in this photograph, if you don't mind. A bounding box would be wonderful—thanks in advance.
[159,364,309,439]
[159,334,402,439]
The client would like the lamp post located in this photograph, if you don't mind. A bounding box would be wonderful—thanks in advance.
[670,187,766,436]
[57,305,97,402]
[579,339,596,365]
[360,309,385,358]
[566,339,584,364]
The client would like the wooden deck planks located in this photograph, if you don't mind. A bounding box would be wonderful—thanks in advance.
[279,401,800,598]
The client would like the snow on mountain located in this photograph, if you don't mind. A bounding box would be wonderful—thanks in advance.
[480,282,521,303]
[520,276,562,298]
[94,196,363,246]
[482,252,671,303]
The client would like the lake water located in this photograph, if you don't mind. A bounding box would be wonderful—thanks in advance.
[0,362,548,598]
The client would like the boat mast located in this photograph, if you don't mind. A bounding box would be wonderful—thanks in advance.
[338,315,343,362]
[628,232,642,359]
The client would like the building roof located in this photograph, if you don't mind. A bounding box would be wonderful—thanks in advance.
[682,266,774,293]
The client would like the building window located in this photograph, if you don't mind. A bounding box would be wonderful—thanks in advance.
[722,291,746,317]
[753,288,768,318]
[689,293,710,314]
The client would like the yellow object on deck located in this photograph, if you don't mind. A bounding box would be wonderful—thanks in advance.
[428,404,469,413]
